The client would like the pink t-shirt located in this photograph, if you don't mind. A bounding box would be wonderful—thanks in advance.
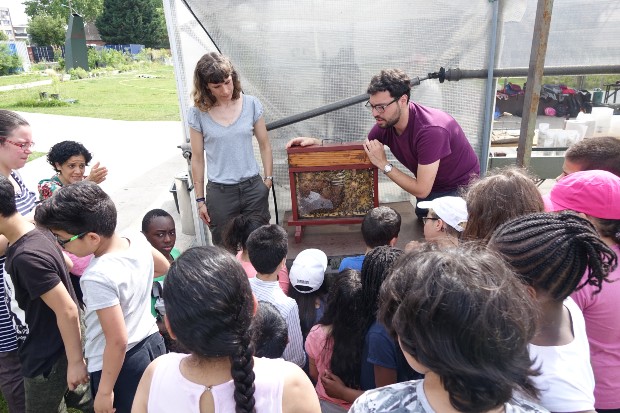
[305,324,351,410]
[571,244,620,409]
[236,251,290,295]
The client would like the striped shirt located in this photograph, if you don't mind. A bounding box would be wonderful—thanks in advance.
[0,171,37,352]
[249,277,306,367]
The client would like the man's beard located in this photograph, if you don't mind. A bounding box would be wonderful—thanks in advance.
[376,106,400,129]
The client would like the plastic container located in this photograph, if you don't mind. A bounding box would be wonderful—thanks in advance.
[564,120,588,141]
[592,107,614,136]
[610,115,620,138]
[592,88,604,106]
[576,113,596,138]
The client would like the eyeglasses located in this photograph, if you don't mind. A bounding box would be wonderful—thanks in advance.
[365,97,400,113]
[55,232,87,247]
[2,139,35,151]
[422,217,441,225]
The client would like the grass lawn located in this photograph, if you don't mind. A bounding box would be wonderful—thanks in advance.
[0,65,181,121]
[0,73,50,87]
[28,151,46,162]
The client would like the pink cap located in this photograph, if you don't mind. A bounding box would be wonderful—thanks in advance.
[544,170,620,219]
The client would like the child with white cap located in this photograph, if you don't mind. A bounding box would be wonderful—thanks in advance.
[412,196,468,249]
[288,249,329,341]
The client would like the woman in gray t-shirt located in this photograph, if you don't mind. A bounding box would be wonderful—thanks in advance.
[188,52,273,245]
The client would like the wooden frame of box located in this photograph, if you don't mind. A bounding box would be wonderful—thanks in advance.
[287,142,379,243]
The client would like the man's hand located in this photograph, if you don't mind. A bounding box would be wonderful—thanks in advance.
[86,162,108,184]
[67,359,89,391]
[363,139,388,169]
[94,390,115,413]
[286,137,321,148]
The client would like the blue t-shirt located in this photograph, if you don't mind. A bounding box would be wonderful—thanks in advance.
[360,321,422,389]
[338,255,365,272]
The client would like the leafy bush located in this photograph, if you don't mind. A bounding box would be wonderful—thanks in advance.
[0,44,22,75]
[53,47,65,70]
[68,67,89,79]
[14,97,70,107]
[136,48,171,63]
[87,48,132,70]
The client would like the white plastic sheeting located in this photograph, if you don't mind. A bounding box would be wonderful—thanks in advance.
[162,0,620,232]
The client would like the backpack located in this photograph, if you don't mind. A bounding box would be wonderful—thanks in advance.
[555,103,569,117]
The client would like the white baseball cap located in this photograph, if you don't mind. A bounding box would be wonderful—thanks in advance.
[417,196,468,232]
[289,249,328,293]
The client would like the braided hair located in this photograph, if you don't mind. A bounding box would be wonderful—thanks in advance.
[165,247,256,413]
[360,246,403,332]
[489,212,617,300]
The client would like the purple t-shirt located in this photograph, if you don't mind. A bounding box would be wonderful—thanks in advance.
[368,101,480,193]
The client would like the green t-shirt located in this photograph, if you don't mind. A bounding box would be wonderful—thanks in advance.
[151,247,181,317]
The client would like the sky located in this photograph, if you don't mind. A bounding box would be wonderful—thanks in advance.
[2,0,28,25]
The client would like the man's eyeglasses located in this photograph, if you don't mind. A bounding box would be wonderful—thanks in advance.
[55,232,87,248]
[2,139,35,151]
[365,97,400,114]
[422,217,441,225]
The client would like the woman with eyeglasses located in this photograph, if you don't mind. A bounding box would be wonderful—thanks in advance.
[0,110,39,412]
[189,52,273,246]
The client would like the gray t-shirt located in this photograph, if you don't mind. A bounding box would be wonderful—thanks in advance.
[187,94,264,184]
[349,379,549,413]
[80,232,158,372]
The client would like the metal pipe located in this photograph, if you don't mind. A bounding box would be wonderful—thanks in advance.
[266,76,427,131]
[517,0,554,168]
[480,0,500,174]
[266,93,369,131]
[442,65,620,81]
[266,65,620,132]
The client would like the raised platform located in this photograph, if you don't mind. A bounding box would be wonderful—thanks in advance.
[284,201,424,271]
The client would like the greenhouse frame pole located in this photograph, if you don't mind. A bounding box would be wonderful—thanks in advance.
[480,0,500,174]
[517,0,554,168]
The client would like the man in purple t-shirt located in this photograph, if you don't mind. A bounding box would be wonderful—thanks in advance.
[363,69,480,219]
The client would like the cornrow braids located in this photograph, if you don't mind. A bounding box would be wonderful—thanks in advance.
[230,336,256,413]
[360,246,403,332]
[489,212,617,301]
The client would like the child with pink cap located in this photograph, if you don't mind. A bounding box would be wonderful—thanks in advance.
[545,169,620,412]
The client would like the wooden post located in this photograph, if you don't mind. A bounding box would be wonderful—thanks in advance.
[517,0,554,168]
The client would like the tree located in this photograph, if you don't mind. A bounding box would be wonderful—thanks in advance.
[24,0,103,23]
[0,44,22,75]
[0,32,8,41]
[28,14,66,46]
[96,0,168,48]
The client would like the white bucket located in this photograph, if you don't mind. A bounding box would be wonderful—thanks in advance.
[575,113,596,138]
[592,107,614,136]
[609,115,620,138]
[564,120,588,141]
